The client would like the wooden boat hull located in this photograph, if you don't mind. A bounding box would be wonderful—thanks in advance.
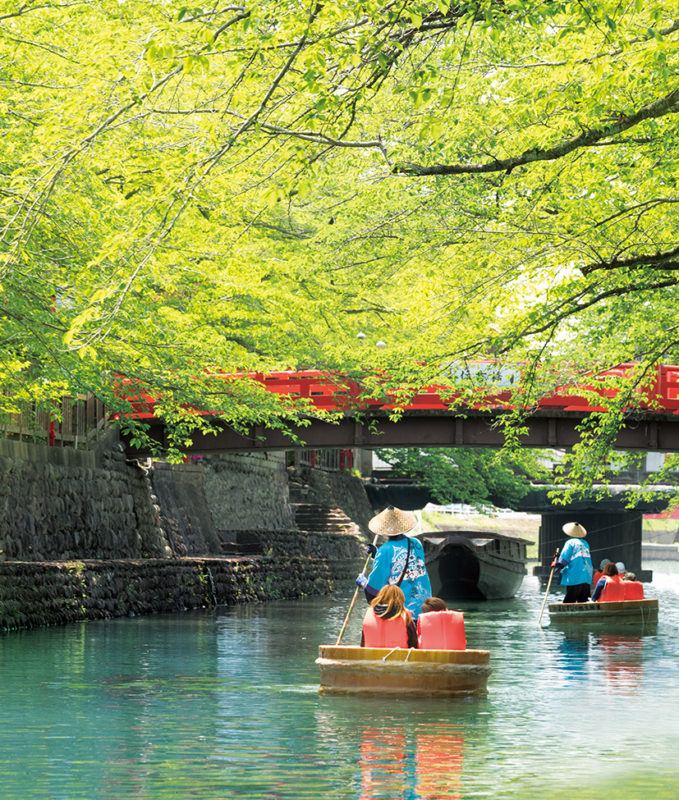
[316,645,491,696]
[424,532,528,600]
[548,598,658,626]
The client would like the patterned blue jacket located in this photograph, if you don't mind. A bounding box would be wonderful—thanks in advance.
[558,538,593,586]
[365,535,432,620]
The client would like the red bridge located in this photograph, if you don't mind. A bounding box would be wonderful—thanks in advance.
[120,362,679,456]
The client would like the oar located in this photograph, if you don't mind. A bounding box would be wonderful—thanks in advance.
[335,533,380,645]
[537,547,560,628]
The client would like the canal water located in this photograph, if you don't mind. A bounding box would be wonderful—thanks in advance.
[0,563,678,799]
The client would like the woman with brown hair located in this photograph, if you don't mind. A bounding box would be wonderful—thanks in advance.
[591,561,626,602]
[360,584,417,649]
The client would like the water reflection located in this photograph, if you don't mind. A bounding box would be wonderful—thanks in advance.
[551,624,655,695]
[0,572,678,799]
[315,702,468,800]
[357,723,464,800]
[414,726,464,800]
[555,630,592,682]
[593,633,645,695]
[358,728,412,800]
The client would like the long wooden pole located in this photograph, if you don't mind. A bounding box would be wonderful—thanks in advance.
[538,547,560,628]
[336,533,380,645]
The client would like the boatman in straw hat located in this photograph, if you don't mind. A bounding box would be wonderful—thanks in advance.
[356,506,432,621]
[552,521,593,603]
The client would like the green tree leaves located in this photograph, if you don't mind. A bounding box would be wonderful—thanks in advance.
[0,0,677,474]
[376,447,548,508]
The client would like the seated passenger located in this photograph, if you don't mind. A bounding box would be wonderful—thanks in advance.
[361,584,417,649]
[592,558,612,589]
[623,572,644,600]
[591,562,626,602]
[416,597,466,651]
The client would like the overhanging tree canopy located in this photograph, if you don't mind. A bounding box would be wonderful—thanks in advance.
[1,0,677,468]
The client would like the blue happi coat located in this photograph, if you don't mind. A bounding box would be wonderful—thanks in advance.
[558,537,593,586]
[366,535,432,620]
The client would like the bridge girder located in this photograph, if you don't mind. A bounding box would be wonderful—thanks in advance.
[120,408,679,456]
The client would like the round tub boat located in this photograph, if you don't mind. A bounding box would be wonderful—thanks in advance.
[316,645,491,696]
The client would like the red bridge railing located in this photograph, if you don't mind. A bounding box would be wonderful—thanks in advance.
[116,362,679,420]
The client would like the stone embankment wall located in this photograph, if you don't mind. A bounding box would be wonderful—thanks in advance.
[0,526,359,631]
[201,452,295,532]
[0,437,168,561]
[291,465,374,535]
[0,438,366,630]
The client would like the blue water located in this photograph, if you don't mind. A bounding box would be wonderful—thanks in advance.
[0,563,678,799]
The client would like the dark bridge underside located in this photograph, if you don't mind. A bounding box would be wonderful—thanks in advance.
[120,408,679,456]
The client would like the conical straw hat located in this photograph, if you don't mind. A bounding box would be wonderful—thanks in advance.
[368,506,418,537]
[562,522,587,538]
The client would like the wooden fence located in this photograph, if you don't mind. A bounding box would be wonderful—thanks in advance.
[1,394,109,449]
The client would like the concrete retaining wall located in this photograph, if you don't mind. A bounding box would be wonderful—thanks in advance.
[642,543,679,561]
[151,461,222,555]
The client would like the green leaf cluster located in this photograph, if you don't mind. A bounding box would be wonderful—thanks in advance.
[0,0,677,474]
[376,446,548,508]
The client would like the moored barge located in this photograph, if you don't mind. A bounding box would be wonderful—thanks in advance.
[424,530,530,600]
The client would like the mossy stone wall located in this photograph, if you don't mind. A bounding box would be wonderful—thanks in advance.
[0,529,360,631]
[0,438,367,631]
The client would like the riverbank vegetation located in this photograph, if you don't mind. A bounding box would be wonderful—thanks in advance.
[1,0,677,481]
[376,446,548,507]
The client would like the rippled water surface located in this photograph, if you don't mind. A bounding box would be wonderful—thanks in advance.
[1,562,678,799]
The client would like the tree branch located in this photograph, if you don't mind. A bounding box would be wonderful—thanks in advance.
[581,243,679,275]
[393,86,679,176]
[0,1,89,22]
[503,278,679,346]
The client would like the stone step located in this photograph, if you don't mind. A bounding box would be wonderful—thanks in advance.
[291,503,345,513]
[296,513,352,520]
[219,541,261,555]
[292,501,358,535]
[295,513,353,523]
[297,521,355,531]
[293,509,352,521]
[293,510,346,517]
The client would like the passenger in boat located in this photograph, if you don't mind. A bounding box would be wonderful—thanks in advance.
[591,561,626,602]
[615,561,626,578]
[623,571,644,600]
[416,597,466,651]
[356,506,432,621]
[553,522,593,603]
[592,558,612,589]
[361,584,417,649]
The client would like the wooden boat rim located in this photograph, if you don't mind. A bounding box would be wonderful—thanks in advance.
[548,598,658,612]
[316,646,492,696]
[318,645,490,665]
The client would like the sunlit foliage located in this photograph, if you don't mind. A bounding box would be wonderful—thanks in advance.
[1,0,677,472]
